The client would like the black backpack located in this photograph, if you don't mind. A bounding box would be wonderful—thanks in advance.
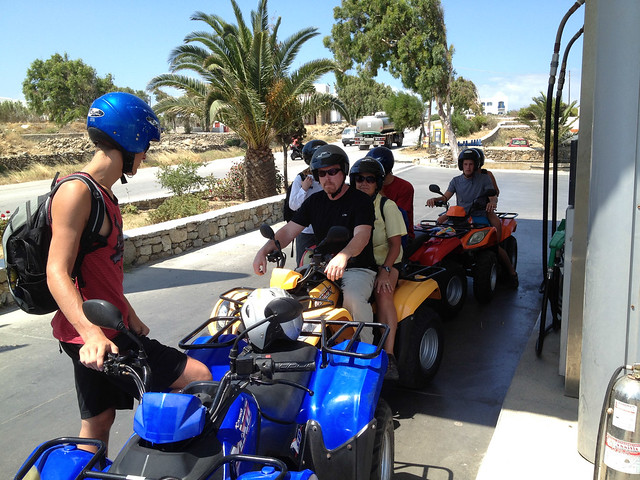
[2,173,106,315]
[283,172,306,222]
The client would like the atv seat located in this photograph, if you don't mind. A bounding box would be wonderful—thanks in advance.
[242,341,317,424]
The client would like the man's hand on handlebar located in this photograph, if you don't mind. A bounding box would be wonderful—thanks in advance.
[324,252,348,281]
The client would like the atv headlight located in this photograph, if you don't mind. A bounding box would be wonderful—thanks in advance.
[467,230,489,246]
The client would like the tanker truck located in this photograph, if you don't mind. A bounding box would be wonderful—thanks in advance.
[354,111,404,150]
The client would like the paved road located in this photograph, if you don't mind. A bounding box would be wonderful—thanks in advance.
[0,162,569,478]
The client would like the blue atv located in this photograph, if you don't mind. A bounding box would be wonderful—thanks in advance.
[15,293,393,480]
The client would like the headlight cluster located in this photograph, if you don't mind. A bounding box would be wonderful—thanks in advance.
[467,229,489,246]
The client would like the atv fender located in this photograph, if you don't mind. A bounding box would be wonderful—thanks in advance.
[299,341,385,450]
[409,237,461,266]
[393,278,441,321]
[270,267,303,290]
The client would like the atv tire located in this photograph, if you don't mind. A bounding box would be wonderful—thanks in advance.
[395,306,444,389]
[472,250,498,304]
[371,399,394,480]
[435,262,467,319]
[499,236,518,281]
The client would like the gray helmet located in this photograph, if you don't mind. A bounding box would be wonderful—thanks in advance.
[240,288,303,351]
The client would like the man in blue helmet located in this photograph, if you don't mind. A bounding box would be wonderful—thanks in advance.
[47,92,211,451]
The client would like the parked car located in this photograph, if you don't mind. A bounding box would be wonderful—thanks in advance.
[507,137,530,147]
[341,126,358,146]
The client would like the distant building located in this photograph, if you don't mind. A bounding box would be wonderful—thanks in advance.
[302,84,344,125]
[480,94,508,115]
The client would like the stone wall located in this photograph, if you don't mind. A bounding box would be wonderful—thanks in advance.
[0,132,241,170]
[0,195,284,308]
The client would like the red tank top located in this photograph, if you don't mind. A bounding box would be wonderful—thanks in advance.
[51,177,128,343]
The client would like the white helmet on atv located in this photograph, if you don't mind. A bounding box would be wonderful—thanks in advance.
[241,288,303,350]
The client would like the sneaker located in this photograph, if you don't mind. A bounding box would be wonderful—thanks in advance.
[385,354,399,381]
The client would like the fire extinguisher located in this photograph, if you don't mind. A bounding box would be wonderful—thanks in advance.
[594,364,640,479]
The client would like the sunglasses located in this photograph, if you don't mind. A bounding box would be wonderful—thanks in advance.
[355,175,377,184]
[317,168,342,177]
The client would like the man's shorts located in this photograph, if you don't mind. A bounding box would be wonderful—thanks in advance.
[60,334,188,419]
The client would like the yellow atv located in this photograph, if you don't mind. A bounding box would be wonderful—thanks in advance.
[210,225,445,389]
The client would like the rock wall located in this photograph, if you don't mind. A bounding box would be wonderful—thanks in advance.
[0,196,284,308]
[0,132,241,170]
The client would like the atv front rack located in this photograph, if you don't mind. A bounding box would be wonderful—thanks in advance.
[180,315,389,368]
[15,436,293,480]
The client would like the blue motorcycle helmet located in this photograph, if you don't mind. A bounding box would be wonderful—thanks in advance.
[301,139,327,165]
[87,92,161,180]
[366,146,394,175]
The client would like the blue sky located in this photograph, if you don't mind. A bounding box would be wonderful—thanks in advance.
[0,0,585,111]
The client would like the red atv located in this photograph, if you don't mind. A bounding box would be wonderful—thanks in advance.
[407,184,518,314]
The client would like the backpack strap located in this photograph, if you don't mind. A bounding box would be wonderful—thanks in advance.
[380,196,388,223]
[48,173,107,287]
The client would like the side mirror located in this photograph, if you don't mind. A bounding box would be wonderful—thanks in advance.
[325,226,350,244]
[264,297,304,324]
[82,299,144,352]
[260,224,275,240]
[82,299,125,332]
[429,184,443,195]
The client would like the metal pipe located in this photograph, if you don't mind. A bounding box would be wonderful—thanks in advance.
[542,0,585,275]
[552,27,584,234]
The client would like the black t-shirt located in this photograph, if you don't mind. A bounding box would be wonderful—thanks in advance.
[292,186,376,269]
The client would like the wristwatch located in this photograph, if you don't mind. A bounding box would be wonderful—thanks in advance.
[381,266,391,273]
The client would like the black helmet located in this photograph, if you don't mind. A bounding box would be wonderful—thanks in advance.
[457,148,483,171]
[367,146,394,175]
[302,139,327,165]
[349,157,385,192]
[470,147,485,168]
[310,145,350,181]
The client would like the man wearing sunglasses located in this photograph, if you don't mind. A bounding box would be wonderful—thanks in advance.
[253,144,378,332]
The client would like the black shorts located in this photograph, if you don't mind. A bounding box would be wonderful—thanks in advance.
[61,334,188,419]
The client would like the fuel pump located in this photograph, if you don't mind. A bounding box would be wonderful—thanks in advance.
[594,364,640,479]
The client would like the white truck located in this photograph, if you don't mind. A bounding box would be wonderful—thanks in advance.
[354,112,404,150]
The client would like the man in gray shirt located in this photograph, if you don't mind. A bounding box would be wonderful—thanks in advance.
[427,148,518,287]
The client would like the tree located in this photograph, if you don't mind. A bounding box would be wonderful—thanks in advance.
[0,100,37,123]
[518,92,578,148]
[325,0,460,160]
[22,53,116,125]
[384,91,424,132]
[335,74,394,122]
[450,76,481,115]
[148,0,345,200]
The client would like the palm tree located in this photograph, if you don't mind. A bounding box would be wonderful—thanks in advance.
[148,0,345,200]
[518,92,578,149]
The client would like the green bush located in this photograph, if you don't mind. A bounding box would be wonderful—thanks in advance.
[148,195,209,223]
[121,204,139,215]
[155,159,203,196]
[224,138,244,147]
[203,160,245,200]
